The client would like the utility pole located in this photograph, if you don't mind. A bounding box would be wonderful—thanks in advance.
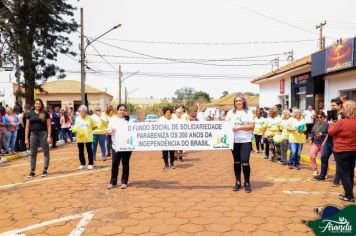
[271,57,279,71]
[316,21,326,50]
[125,86,128,105]
[285,50,294,62]
[80,8,85,105]
[118,65,122,104]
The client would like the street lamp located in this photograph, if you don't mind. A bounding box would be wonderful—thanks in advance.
[80,8,121,105]
[120,70,139,104]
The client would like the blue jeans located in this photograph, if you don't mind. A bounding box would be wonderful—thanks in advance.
[320,141,341,183]
[92,134,106,160]
[288,143,303,166]
[6,130,18,153]
[61,128,73,143]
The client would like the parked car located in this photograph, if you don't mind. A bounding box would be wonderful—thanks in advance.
[145,114,158,122]
[130,115,139,122]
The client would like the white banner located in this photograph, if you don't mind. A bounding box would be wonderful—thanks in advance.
[115,121,234,151]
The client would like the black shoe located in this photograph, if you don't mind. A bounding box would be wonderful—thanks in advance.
[41,170,48,177]
[179,157,183,162]
[233,182,241,191]
[296,165,301,170]
[313,176,325,181]
[106,153,111,157]
[28,171,35,178]
[244,183,252,193]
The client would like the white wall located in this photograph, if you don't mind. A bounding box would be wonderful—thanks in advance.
[325,70,356,110]
[0,71,15,107]
[258,78,291,107]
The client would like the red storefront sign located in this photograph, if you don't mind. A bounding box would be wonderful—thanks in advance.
[280,79,285,94]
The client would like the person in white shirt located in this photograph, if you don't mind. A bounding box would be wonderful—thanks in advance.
[225,93,255,193]
[105,105,116,157]
[159,107,176,169]
[174,108,186,162]
[303,105,315,140]
[106,104,132,189]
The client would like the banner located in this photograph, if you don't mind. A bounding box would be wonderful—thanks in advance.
[326,38,354,73]
[114,121,234,151]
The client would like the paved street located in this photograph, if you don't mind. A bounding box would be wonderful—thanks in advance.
[0,144,351,236]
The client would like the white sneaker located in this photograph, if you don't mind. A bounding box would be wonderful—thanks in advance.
[87,165,94,170]
[313,171,318,176]
[0,158,7,164]
[78,165,85,170]
[325,175,328,179]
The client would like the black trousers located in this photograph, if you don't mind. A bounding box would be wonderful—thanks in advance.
[78,142,93,165]
[231,142,251,184]
[15,126,26,152]
[106,135,112,155]
[51,126,59,147]
[254,135,263,152]
[334,151,356,199]
[110,150,132,185]
[163,150,175,166]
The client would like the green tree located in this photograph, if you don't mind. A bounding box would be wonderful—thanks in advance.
[174,87,195,106]
[221,91,229,98]
[193,91,211,103]
[0,0,78,105]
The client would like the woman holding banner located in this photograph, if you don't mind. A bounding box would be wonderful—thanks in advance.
[107,104,132,189]
[226,93,255,193]
[159,107,175,169]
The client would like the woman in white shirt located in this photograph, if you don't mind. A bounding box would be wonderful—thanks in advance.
[107,104,132,189]
[226,93,255,193]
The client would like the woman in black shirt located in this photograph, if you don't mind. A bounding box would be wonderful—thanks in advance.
[25,99,52,178]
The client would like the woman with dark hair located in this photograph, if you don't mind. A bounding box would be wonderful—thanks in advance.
[106,105,116,157]
[3,107,20,154]
[60,111,73,143]
[226,93,255,192]
[107,104,132,189]
[159,107,175,169]
[309,111,328,176]
[25,98,52,178]
[328,100,356,202]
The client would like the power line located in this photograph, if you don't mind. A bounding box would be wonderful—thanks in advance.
[224,0,336,40]
[99,38,317,45]
[94,40,279,67]
[87,42,119,72]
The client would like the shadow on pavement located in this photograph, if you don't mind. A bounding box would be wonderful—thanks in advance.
[130,179,274,190]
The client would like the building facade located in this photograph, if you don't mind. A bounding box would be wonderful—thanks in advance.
[36,80,113,111]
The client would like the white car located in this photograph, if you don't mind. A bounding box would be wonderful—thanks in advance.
[145,114,158,122]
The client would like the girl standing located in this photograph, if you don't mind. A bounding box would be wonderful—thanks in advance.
[279,110,291,165]
[60,111,74,143]
[287,109,306,170]
[106,106,116,157]
[25,99,51,177]
[253,110,265,154]
[159,107,175,169]
[107,104,132,189]
[226,93,255,193]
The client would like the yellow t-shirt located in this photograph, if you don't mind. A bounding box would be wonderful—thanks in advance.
[72,115,96,143]
[253,117,265,135]
[288,118,306,144]
[280,119,291,140]
[91,113,108,135]
[263,116,281,137]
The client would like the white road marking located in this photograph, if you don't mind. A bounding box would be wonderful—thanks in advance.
[0,211,95,236]
[282,190,340,195]
[2,157,77,169]
[0,167,110,190]
[270,177,313,182]
[69,211,95,236]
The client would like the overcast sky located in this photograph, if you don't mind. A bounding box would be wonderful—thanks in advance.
[51,0,356,99]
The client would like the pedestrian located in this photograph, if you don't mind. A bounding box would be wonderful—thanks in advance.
[107,104,132,189]
[0,106,8,155]
[279,110,291,165]
[226,93,254,192]
[25,98,51,178]
[174,107,186,162]
[91,107,108,161]
[253,109,265,154]
[303,105,315,141]
[314,97,343,185]
[71,105,96,170]
[60,111,73,143]
[287,109,306,170]
[2,107,20,154]
[159,107,175,169]
[328,100,356,202]
[309,111,328,176]
[262,106,281,161]
[106,105,116,157]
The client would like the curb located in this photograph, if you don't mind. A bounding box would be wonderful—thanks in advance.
[2,140,66,162]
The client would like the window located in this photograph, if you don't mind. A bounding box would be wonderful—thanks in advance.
[340,89,356,101]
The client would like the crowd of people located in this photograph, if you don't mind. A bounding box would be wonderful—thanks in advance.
[0,94,355,202]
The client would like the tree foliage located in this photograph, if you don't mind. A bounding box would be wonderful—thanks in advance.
[173,87,211,111]
[221,91,229,98]
[0,0,78,105]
